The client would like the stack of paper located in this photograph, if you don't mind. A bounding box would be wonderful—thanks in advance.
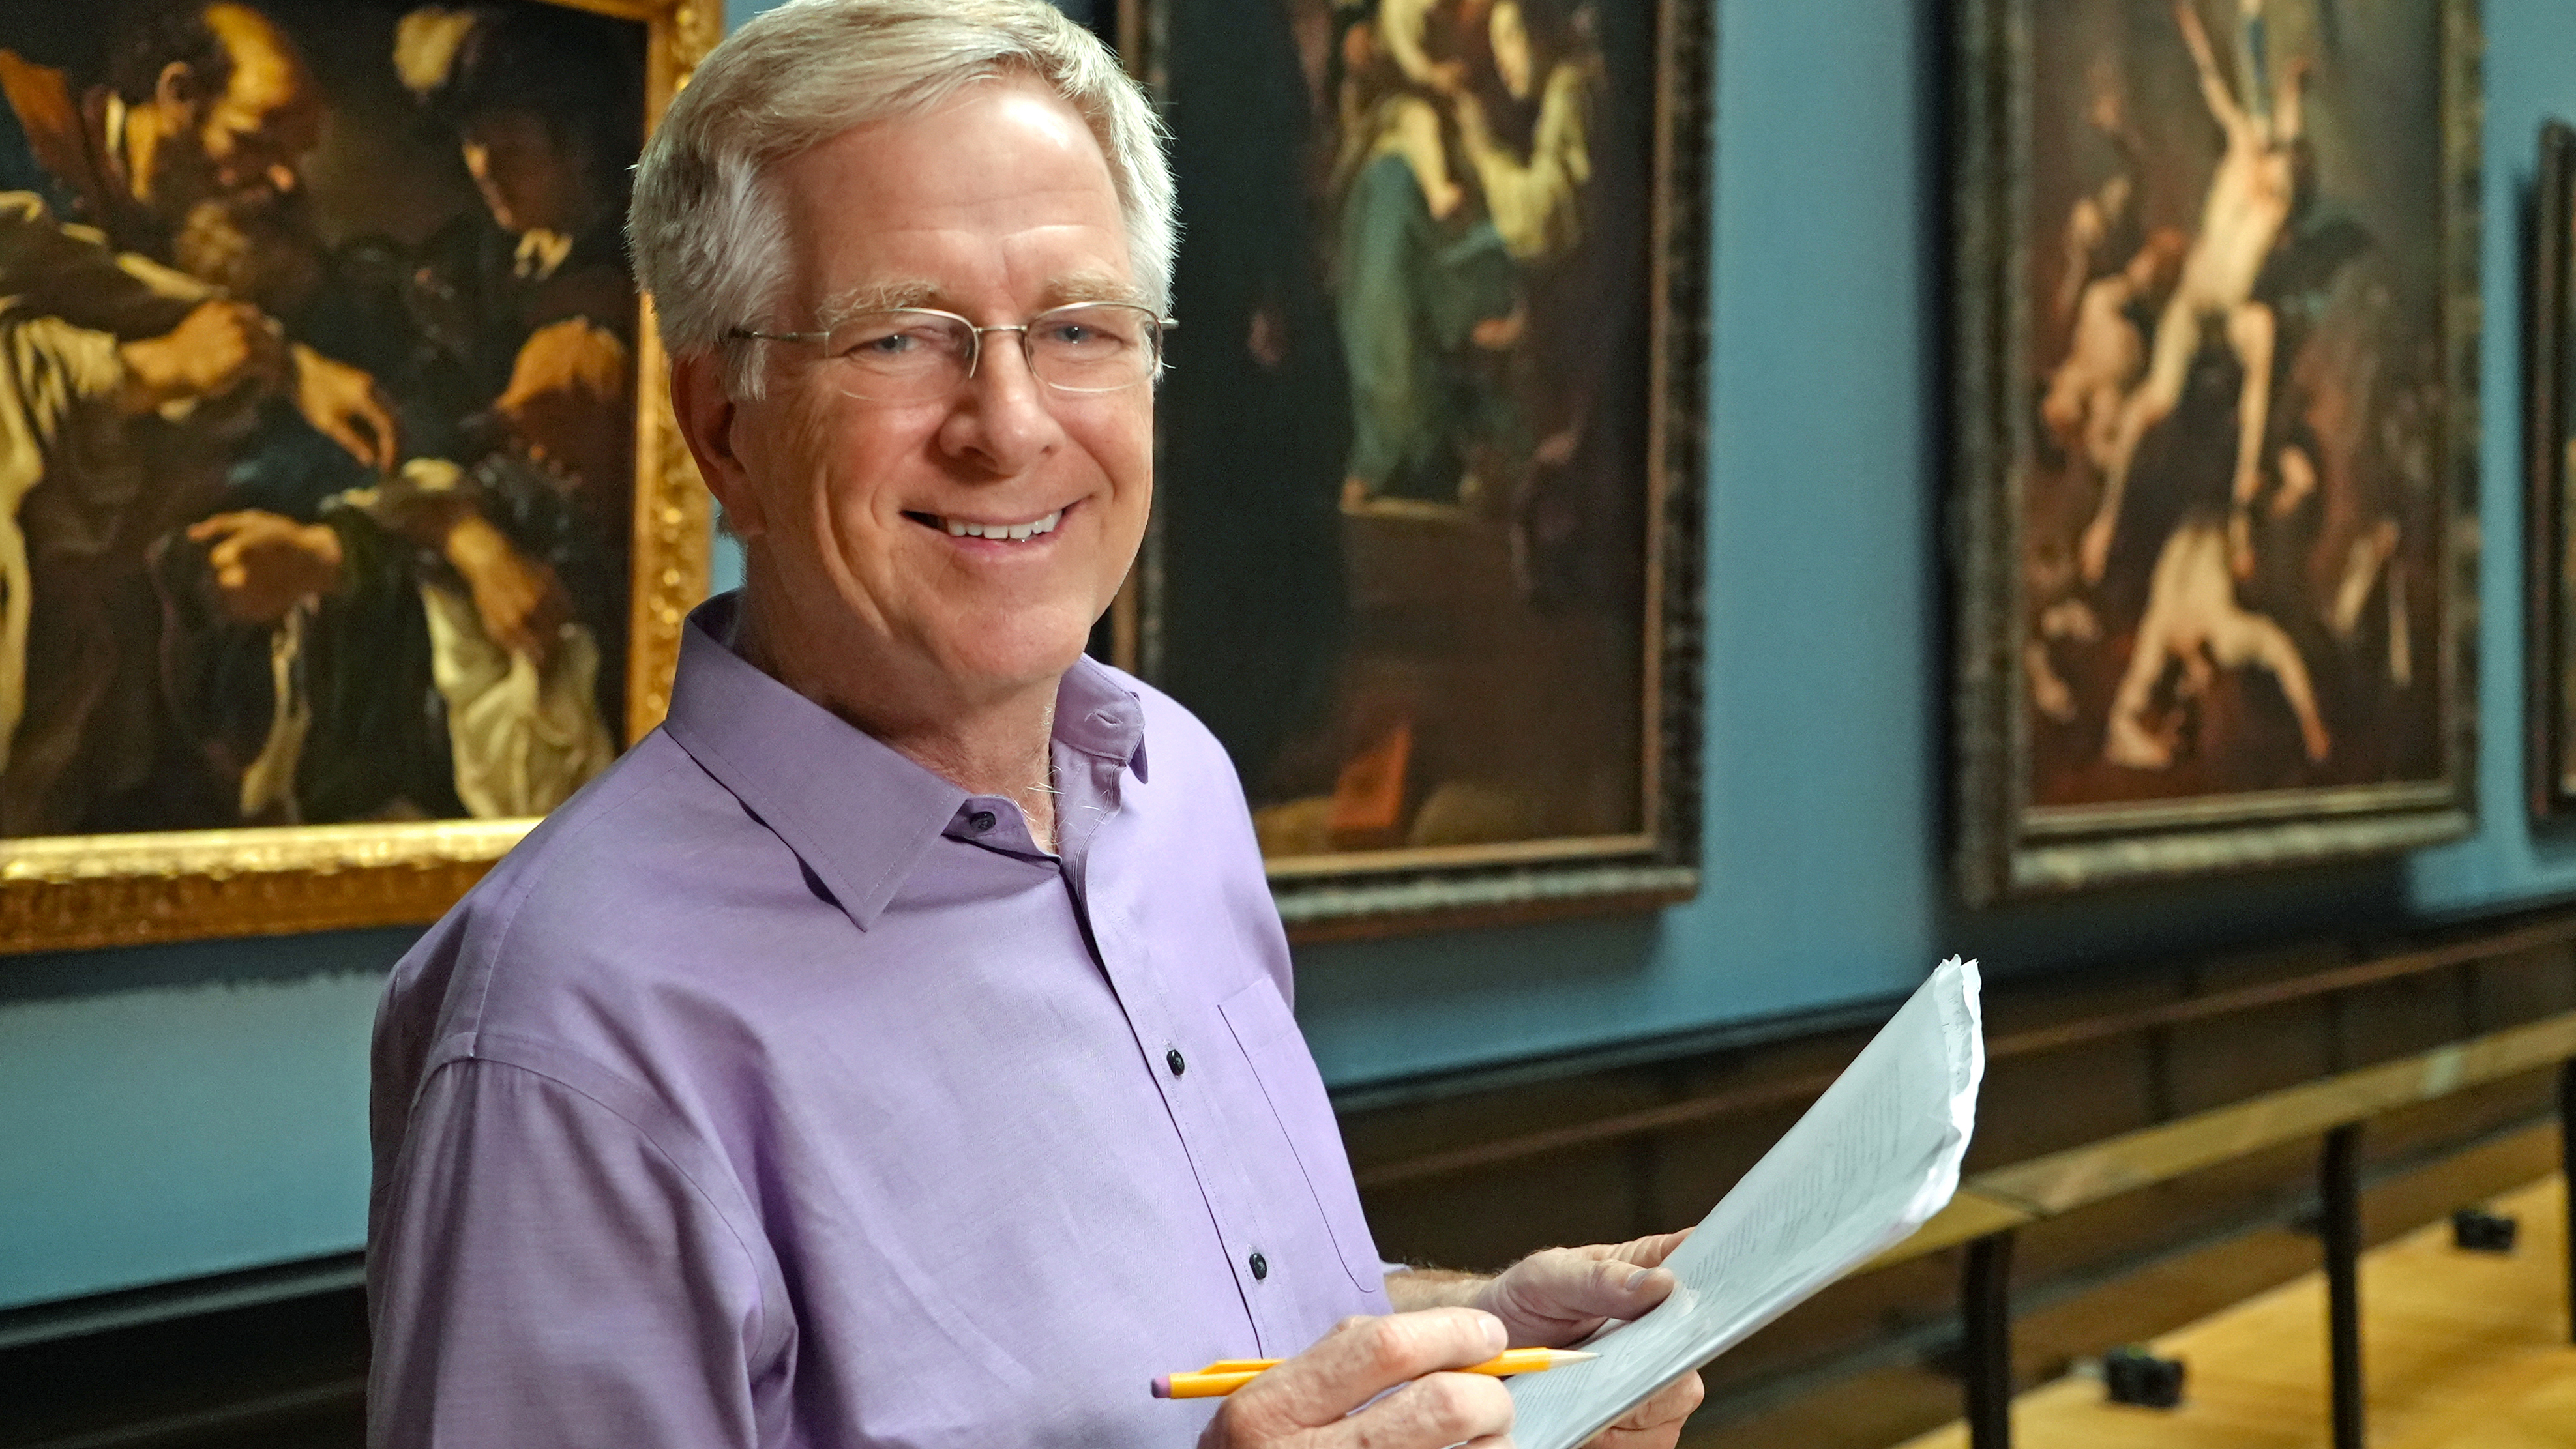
[1507,958,1985,1449]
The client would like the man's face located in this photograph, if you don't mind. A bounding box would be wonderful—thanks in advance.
[459,110,591,237]
[713,77,1153,717]
[143,4,323,216]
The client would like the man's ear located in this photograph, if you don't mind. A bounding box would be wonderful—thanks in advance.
[671,351,766,541]
[155,61,203,115]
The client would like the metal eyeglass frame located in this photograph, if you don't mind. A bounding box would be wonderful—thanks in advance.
[726,302,1177,397]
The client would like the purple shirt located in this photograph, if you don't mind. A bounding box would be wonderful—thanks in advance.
[366,593,1391,1446]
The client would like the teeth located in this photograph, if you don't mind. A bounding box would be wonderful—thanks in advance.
[937,509,1063,541]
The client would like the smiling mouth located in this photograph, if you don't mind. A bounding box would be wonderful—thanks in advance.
[904,508,1065,542]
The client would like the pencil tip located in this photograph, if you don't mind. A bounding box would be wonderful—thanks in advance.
[1556,1351,1600,1362]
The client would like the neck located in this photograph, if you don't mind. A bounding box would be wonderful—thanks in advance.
[735,585,1062,853]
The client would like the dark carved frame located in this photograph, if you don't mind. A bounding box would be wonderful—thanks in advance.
[1951,0,2485,902]
[1112,0,1712,941]
[2528,119,2576,819]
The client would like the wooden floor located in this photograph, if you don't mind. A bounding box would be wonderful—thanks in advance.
[1896,1176,2575,1449]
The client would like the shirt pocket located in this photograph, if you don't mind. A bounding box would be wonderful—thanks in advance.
[1217,974,1385,1294]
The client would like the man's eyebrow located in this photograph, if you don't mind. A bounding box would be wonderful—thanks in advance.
[818,279,945,325]
[815,273,1152,325]
[1042,272,1152,310]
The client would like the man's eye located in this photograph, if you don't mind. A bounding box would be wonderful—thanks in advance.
[844,329,927,359]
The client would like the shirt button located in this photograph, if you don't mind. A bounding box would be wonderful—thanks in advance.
[1248,1251,1268,1280]
[1166,1048,1186,1076]
[967,810,997,834]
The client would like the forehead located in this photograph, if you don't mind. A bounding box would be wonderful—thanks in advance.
[205,8,308,100]
[771,77,1129,309]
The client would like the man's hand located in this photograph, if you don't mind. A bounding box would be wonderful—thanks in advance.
[290,344,401,471]
[1584,1370,1706,1447]
[1470,1229,1693,1349]
[117,300,288,415]
[441,512,570,663]
[188,509,344,624]
[494,318,632,491]
[1200,1308,1515,1449]
[1390,1230,1705,1449]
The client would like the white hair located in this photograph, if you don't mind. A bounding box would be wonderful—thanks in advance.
[629,0,1174,400]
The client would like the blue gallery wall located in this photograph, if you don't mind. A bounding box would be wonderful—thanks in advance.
[7,0,2576,1313]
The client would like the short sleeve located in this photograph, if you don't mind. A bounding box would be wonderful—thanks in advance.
[366,1057,775,1448]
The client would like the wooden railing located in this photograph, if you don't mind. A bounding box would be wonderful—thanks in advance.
[1351,909,2576,1193]
[1844,1010,2576,1448]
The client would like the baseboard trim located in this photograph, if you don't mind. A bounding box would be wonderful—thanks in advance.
[0,1252,364,1351]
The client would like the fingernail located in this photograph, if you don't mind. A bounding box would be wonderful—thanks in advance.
[1481,1313,1508,1353]
[1625,1268,1652,1291]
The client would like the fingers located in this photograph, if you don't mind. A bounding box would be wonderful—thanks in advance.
[1621,1368,1704,1427]
[482,587,544,661]
[1217,1309,1507,1440]
[313,402,390,472]
[1507,1242,1683,1325]
[1584,1369,1704,1448]
[187,511,255,543]
[292,349,402,469]
[1588,1228,1691,1270]
[356,387,401,470]
[1345,1371,1515,1449]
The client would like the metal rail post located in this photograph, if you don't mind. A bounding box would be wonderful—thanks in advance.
[1962,1232,2015,1449]
[2320,1124,2364,1449]
[2560,1059,2576,1345]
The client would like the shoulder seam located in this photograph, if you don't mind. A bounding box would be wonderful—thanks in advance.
[462,743,691,1036]
[415,1046,775,1362]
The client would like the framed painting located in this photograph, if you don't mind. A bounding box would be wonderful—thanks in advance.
[2529,119,2576,819]
[1952,0,2481,903]
[1112,0,1710,939]
[0,0,717,952]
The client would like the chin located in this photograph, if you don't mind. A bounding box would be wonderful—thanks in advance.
[935,612,1099,694]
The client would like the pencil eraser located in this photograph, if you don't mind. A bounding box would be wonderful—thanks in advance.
[1150,1376,1172,1399]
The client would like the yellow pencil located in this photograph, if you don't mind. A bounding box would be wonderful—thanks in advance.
[1151,1347,1597,1399]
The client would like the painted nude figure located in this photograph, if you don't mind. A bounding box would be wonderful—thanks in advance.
[2043,227,2186,474]
[2105,512,2332,769]
[2079,0,2309,587]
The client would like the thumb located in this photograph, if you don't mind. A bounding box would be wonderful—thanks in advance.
[1592,1256,1678,1313]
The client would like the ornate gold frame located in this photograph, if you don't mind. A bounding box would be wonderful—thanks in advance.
[0,0,718,954]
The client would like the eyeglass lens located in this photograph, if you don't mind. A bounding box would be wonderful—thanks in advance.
[822,304,1161,402]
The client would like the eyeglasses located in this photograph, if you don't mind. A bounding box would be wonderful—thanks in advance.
[728,302,1173,403]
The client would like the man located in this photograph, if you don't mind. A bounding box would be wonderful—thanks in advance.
[2076,0,2309,589]
[367,2,1706,1445]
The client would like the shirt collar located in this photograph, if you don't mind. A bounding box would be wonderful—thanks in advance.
[659,592,1147,929]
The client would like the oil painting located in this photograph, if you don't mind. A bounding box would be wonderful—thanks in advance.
[0,0,714,950]
[1120,0,1708,937]
[1954,0,2478,901]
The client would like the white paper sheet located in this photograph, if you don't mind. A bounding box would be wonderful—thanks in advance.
[1506,958,1985,1449]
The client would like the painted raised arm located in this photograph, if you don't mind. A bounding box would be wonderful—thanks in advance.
[2173,1,2247,138]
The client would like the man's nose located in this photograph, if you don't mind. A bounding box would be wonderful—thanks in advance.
[942,332,1063,470]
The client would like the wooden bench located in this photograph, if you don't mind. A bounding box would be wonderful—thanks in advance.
[1848,1010,2576,1448]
